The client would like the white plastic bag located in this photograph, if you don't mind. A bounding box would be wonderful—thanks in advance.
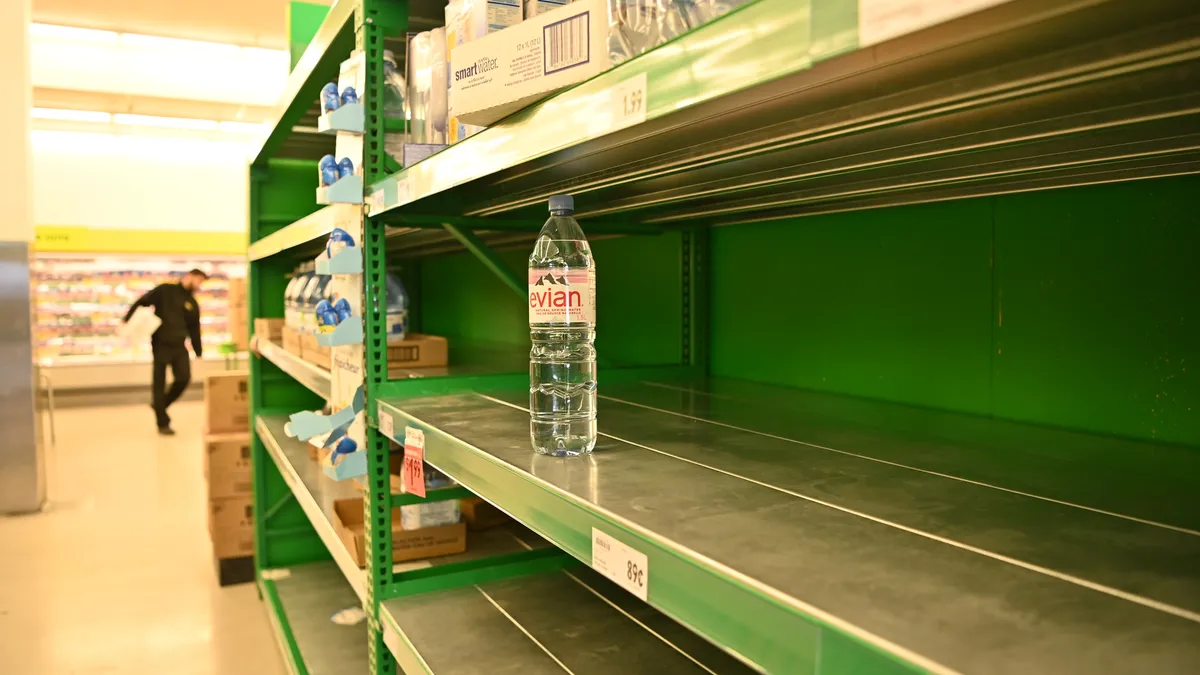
[117,306,161,342]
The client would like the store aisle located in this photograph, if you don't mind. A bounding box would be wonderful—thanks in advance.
[0,402,285,675]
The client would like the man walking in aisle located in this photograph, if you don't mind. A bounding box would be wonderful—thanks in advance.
[123,269,208,435]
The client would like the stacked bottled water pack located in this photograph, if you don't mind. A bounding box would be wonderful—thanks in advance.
[607,0,749,64]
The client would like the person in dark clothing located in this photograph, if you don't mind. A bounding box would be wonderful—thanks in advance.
[124,268,208,435]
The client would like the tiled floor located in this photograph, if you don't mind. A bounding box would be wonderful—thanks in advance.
[0,401,285,675]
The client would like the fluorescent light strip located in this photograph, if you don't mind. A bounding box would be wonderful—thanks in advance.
[30,23,287,60]
[32,108,113,123]
[118,32,242,56]
[30,23,119,43]
[34,108,269,135]
[217,121,268,135]
[113,114,219,131]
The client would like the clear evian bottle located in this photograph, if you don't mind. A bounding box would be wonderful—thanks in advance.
[529,195,597,456]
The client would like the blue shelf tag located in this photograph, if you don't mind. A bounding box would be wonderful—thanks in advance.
[317,103,364,134]
[317,174,363,205]
[317,318,363,347]
[315,246,363,275]
[323,450,368,481]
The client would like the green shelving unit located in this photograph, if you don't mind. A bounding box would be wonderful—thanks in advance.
[247,0,1200,674]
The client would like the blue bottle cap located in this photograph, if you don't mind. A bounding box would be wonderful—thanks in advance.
[333,436,356,457]
[548,194,574,212]
[337,157,355,179]
[340,86,358,104]
[315,299,332,313]
[321,82,341,113]
[327,227,356,252]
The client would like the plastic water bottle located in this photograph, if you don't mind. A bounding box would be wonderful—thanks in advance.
[384,273,409,343]
[528,195,596,456]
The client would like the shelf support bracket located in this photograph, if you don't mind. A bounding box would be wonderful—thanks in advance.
[443,224,526,299]
[263,491,296,523]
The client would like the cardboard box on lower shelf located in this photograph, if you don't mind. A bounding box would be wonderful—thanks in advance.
[204,370,249,433]
[209,495,254,558]
[282,326,303,355]
[333,498,466,566]
[300,331,331,369]
[204,431,251,499]
[461,497,510,530]
[254,318,285,342]
[387,334,448,369]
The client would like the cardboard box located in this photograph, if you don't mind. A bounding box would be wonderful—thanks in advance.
[209,495,254,558]
[450,0,609,127]
[333,498,466,566]
[213,555,255,587]
[525,0,571,18]
[445,0,523,142]
[300,331,331,369]
[461,497,511,530]
[254,318,285,341]
[204,370,250,433]
[229,309,249,351]
[387,334,449,369]
[204,432,252,499]
[227,277,247,307]
[282,325,303,354]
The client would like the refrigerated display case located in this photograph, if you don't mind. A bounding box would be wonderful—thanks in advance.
[33,255,247,390]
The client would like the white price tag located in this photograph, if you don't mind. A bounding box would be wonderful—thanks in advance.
[379,411,394,439]
[368,190,385,214]
[609,72,648,132]
[395,177,412,206]
[591,528,649,601]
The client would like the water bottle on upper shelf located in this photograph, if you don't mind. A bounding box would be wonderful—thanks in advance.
[286,265,315,331]
[385,273,409,343]
[528,195,597,456]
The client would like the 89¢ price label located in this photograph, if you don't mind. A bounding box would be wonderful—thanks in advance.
[591,528,649,601]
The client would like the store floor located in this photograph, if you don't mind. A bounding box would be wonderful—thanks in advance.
[0,401,285,675]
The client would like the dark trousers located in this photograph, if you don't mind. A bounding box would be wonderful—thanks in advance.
[152,342,191,428]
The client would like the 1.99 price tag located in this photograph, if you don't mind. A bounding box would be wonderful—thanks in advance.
[591,528,649,601]
[608,72,648,133]
[402,426,426,498]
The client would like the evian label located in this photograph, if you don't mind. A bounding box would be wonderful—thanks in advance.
[529,264,595,324]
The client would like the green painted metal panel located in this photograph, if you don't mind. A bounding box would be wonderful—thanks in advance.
[595,232,685,367]
[710,199,995,414]
[258,159,323,240]
[710,175,1200,448]
[419,248,529,348]
[287,2,331,71]
[818,629,920,675]
[418,233,687,366]
[992,176,1200,446]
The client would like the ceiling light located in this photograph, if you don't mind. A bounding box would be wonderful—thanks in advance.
[32,108,113,123]
[113,114,219,131]
[118,32,241,56]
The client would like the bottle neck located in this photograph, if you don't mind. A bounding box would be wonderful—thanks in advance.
[549,209,574,217]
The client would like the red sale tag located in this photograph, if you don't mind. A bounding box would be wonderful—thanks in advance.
[402,426,426,498]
